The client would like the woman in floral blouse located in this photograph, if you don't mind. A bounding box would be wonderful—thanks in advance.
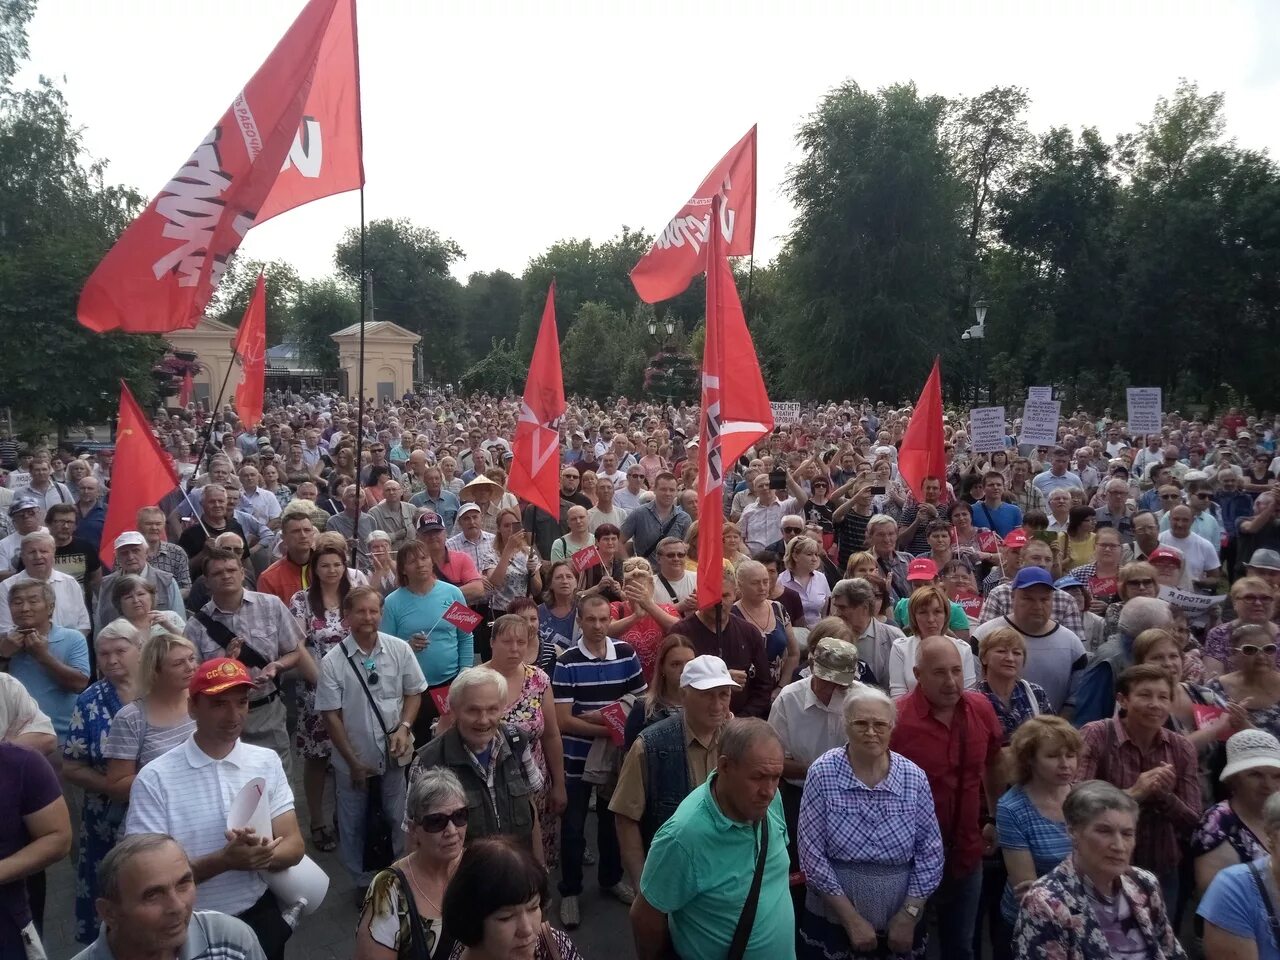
[1013,780,1185,960]
[60,622,142,943]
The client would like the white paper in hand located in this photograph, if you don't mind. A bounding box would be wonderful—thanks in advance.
[268,856,330,916]
[226,777,273,838]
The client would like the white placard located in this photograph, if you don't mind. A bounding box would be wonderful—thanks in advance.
[7,470,30,490]
[969,406,1007,453]
[1127,387,1163,436]
[770,402,801,426]
[1159,584,1227,615]
[227,778,273,837]
[1019,400,1061,447]
[1027,386,1053,401]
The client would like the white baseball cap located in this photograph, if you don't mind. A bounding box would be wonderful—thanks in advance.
[113,531,147,550]
[680,655,741,691]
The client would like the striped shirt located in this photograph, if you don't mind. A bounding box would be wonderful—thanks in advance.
[978,582,1084,634]
[73,910,266,960]
[996,786,1071,922]
[552,638,646,780]
[148,540,193,589]
[125,736,294,914]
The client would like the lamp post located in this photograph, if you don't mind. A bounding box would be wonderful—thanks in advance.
[648,318,678,405]
[961,300,988,406]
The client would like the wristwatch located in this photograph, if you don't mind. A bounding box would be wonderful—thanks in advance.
[395,721,411,733]
[903,903,921,919]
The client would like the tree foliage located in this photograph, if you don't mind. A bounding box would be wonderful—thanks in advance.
[459,269,523,359]
[207,257,301,346]
[288,277,359,371]
[560,302,647,399]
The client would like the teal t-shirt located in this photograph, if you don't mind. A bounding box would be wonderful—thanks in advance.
[641,773,795,960]
[894,597,970,633]
[379,581,474,685]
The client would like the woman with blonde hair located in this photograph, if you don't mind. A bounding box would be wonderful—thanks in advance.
[624,634,698,749]
[887,586,978,696]
[978,626,1052,744]
[844,550,877,581]
[779,535,831,626]
[607,556,679,679]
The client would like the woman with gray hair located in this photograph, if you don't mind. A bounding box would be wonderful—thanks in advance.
[356,768,467,960]
[113,573,184,640]
[798,685,943,958]
[826,577,904,690]
[1013,781,1185,960]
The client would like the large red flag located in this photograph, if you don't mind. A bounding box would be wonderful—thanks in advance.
[897,357,947,502]
[232,273,267,428]
[100,383,180,568]
[696,197,773,610]
[77,0,361,334]
[508,284,565,517]
[631,125,757,304]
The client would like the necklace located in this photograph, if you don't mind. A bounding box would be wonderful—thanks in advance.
[407,857,442,913]
[739,601,773,633]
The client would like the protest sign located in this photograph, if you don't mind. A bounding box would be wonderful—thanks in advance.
[1019,400,1061,446]
[1127,387,1162,436]
[7,471,30,490]
[976,528,1002,553]
[1088,576,1119,601]
[770,402,801,425]
[1158,585,1227,616]
[969,406,1006,453]
[442,601,484,632]
[1027,386,1053,401]
[955,592,984,620]
[571,544,602,573]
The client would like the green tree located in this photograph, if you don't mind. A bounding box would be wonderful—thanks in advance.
[459,338,526,394]
[458,269,523,359]
[560,302,647,399]
[0,78,163,432]
[774,81,966,401]
[288,277,359,371]
[0,0,34,89]
[207,257,301,345]
[334,218,465,378]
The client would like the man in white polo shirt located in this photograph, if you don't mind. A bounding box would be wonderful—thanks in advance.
[125,657,304,960]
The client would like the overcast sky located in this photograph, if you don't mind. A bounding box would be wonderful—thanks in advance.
[18,0,1280,284]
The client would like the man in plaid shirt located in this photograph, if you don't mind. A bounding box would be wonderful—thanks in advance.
[978,535,1083,634]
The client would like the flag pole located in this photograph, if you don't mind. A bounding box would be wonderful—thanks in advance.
[189,340,241,494]
[744,253,755,321]
[352,185,368,539]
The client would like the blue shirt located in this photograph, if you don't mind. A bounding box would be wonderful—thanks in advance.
[1032,470,1083,496]
[74,502,106,549]
[411,489,461,531]
[996,786,1071,922]
[7,626,90,740]
[971,500,1023,538]
[1198,858,1280,959]
[380,581,474,686]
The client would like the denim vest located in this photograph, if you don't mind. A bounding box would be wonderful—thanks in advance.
[640,713,692,848]
[416,724,536,848]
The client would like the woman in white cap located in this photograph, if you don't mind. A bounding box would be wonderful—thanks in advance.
[1199,787,1280,958]
[1192,729,1280,896]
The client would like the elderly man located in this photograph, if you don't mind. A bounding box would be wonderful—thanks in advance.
[328,482,376,566]
[828,577,903,691]
[368,477,419,551]
[96,531,185,630]
[137,505,193,599]
[183,547,305,767]
[588,474,628,534]
[622,472,691,562]
[613,466,646,512]
[1159,503,1222,590]
[316,586,424,886]
[0,496,44,577]
[651,536,697,611]
[415,512,486,604]
[866,514,914,602]
[72,476,106,550]
[73,833,267,960]
[1094,477,1137,543]
[177,484,246,577]
[1070,595,1174,726]
[630,718,793,960]
[235,464,282,530]
[409,466,460,531]
[613,655,739,887]
[891,636,1004,960]
[0,530,91,635]
[125,658,304,960]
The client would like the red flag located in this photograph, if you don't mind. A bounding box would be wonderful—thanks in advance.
[257,0,363,223]
[696,196,773,610]
[898,357,947,502]
[631,125,757,304]
[77,0,359,334]
[232,273,267,428]
[442,602,484,633]
[508,284,565,517]
[178,370,195,409]
[100,383,180,568]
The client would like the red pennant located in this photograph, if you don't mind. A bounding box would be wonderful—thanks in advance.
[100,383,180,568]
[508,284,565,517]
[178,370,195,409]
[696,196,773,610]
[631,125,757,304]
[571,545,603,573]
[443,601,484,633]
[898,358,947,503]
[77,0,359,334]
[232,273,267,429]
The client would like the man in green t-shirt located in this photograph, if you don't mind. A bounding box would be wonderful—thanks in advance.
[630,717,795,960]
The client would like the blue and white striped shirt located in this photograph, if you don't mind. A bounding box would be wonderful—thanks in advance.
[552,638,646,780]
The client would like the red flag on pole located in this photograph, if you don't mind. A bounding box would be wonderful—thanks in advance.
[631,125,757,304]
[897,357,947,502]
[232,273,267,429]
[77,0,362,334]
[178,370,195,409]
[100,383,180,568]
[508,284,565,517]
[696,196,773,610]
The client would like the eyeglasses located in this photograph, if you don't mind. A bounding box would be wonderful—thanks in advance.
[782,527,803,535]
[418,808,469,832]
[1159,494,1182,501]
[1237,644,1279,657]
[1240,595,1274,604]
[848,719,892,733]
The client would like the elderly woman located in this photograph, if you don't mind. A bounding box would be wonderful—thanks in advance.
[734,558,799,693]
[1199,790,1280,957]
[441,837,583,960]
[623,634,697,751]
[1202,575,1278,678]
[1013,781,1185,960]
[887,586,979,696]
[827,577,903,691]
[1192,729,1280,898]
[368,530,399,596]
[0,578,89,742]
[1209,621,1280,741]
[1132,626,1240,751]
[1101,561,1162,639]
[798,686,943,959]
[406,667,542,857]
[112,574,185,640]
[356,768,467,960]
[977,626,1053,743]
[60,620,141,943]
[779,535,831,627]
[608,556,679,679]
[994,717,1082,958]
[722,520,752,570]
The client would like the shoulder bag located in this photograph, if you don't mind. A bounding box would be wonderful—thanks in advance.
[389,866,437,960]
[725,815,770,960]
[343,647,396,872]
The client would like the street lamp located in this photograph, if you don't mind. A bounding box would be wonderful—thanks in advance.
[962,300,989,404]
[647,319,675,338]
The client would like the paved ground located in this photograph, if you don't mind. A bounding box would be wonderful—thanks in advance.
[41,813,636,960]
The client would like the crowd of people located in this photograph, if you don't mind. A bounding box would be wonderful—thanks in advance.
[3,386,1280,960]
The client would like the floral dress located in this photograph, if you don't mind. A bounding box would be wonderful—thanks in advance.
[290,590,348,759]
[505,664,558,868]
[1190,800,1267,863]
[62,679,126,944]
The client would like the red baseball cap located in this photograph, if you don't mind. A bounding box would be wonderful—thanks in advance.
[906,558,938,582]
[190,657,255,696]
[1147,546,1184,568]
[1003,528,1029,549]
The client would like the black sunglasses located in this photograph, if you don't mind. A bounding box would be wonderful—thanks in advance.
[419,808,469,832]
